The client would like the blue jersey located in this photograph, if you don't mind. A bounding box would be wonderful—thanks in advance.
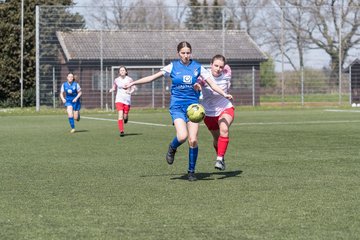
[61,81,81,102]
[162,59,212,122]
[61,81,81,110]
[162,59,211,107]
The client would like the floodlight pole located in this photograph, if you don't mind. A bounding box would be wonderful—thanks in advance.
[20,0,24,108]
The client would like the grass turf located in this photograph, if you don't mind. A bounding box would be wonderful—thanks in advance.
[0,107,359,239]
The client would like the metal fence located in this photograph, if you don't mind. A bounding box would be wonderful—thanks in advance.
[36,4,360,110]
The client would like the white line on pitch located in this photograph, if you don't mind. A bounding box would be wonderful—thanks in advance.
[81,116,116,122]
[81,116,171,127]
[233,120,360,126]
[127,121,171,127]
[82,116,360,127]
[324,109,360,113]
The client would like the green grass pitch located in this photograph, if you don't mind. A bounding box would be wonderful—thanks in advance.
[0,107,359,239]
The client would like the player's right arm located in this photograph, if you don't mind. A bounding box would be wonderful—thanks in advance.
[125,71,164,88]
[109,83,116,93]
[109,79,117,93]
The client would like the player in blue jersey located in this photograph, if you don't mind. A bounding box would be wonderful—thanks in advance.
[60,72,82,133]
[125,41,233,181]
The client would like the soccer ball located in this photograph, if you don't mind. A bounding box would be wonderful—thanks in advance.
[187,103,206,123]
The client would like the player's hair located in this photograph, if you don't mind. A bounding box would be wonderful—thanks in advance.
[119,65,128,76]
[177,41,192,53]
[211,54,226,64]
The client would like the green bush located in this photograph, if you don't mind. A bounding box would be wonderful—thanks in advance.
[23,87,36,107]
[0,88,35,108]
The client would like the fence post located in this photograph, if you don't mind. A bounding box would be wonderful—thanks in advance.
[53,67,56,108]
[252,66,255,106]
[349,66,352,105]
[339,2,343,105]
[105,67,109,111]
[100,30,104,109]
[301,66,304,106]
[36,6,40,112]
[152,69,155,108]
[111,66,115,111]
[280,2,285,105]
[20,0,24,108]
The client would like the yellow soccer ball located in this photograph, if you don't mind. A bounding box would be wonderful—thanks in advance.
[186,103,206,123]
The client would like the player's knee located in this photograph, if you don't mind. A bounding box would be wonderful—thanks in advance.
[177,134,187,143]
[220,128,229,137]
[188,138,198,147]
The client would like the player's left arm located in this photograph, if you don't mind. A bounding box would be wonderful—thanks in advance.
[205,77,232,100]
[127,78,137,94]
[224,64,232,90]
[201,66,233,100]
[73,84,82,102]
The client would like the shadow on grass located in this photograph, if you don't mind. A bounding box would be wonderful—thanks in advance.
[121,133,143,137]
[71,129,89,133]
[170,170,243,181]
[140,170,242,180]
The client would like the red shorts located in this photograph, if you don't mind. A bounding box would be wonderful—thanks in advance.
[116,102,130,114]
[204,107,235,131]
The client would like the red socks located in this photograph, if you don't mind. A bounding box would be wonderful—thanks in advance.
[118,120,124,132]
[217,136,229,158]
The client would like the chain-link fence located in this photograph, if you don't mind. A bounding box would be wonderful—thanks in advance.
[36,4,360,110]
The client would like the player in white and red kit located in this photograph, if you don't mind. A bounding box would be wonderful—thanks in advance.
[109,66,136,137]
[199,55,234,171]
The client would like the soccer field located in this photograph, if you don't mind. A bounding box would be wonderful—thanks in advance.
[0,108,359,239]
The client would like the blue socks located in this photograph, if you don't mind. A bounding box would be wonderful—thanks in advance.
[188,147,198,173]
[170,137,182,149]
[170,137,198,173]
[68,117,75,129]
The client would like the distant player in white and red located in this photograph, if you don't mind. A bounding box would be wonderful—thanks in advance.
[109,66,136,137]
[198,55,235,171]
[60,72,82,133]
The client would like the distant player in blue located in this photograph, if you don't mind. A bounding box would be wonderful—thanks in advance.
[125,41,233,181]
[60,72,82,133]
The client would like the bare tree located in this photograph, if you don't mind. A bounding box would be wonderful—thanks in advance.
[172,0,188,28]
[258,0,360,79]
[223,0,267,37]
[88,0,176,30]
[87,0,132,29]
[263,0,312,71]
[305,0,360,85]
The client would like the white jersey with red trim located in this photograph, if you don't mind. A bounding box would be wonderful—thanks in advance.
[200,65,233,117]
[113,76,134,105]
